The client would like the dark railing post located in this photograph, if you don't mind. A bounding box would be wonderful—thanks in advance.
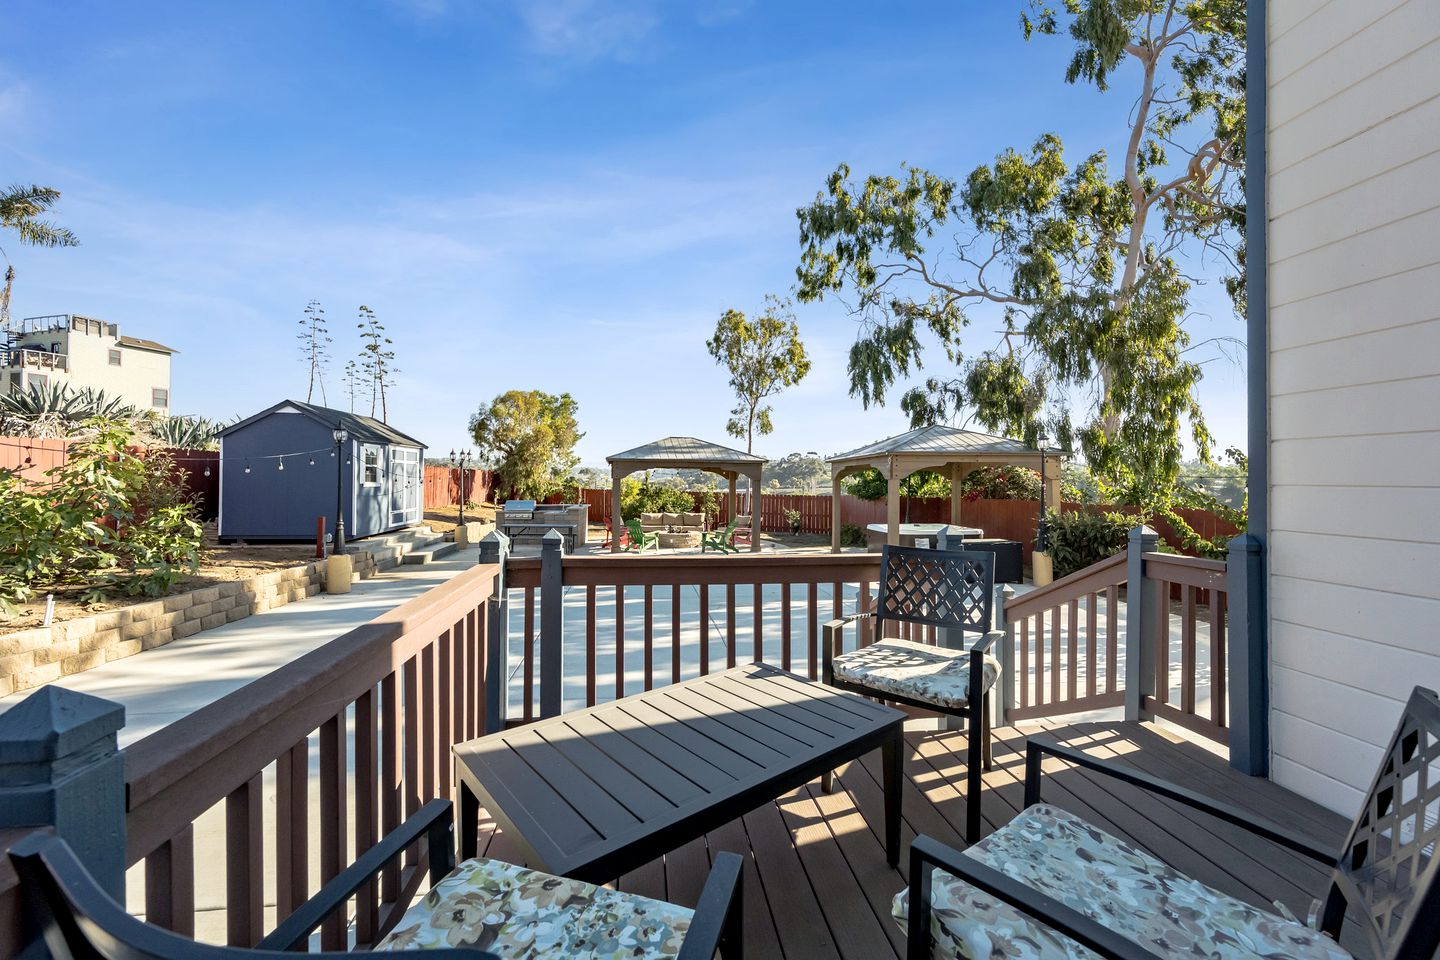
[479,530,511,734]
[539,529,565,719]
[0,687,127,899]
[934,530,965,731]
[1227,533,1268,775]
[996,583,1015,729]
[1123,525,1160,722]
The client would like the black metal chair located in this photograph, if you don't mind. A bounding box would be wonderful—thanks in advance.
[823,545,999,843]
[12,799,744,959]
[900,686,1440,960]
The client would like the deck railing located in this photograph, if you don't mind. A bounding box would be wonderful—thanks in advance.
[121,562,502,948]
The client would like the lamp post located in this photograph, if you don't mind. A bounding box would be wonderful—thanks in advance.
[333,428,348,555]
[450,448,472,527]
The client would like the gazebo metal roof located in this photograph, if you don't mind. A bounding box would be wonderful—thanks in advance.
[828,424,1034,464]
[607,436,765,464]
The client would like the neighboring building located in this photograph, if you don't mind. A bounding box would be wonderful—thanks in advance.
[1255,0,1440,814]
[1,313,176,412]
[216,400,425,542]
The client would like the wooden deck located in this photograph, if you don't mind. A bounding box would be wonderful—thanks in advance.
[471,719,1363,960]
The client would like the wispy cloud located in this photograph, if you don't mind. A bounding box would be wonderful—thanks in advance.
[514,0,659,60]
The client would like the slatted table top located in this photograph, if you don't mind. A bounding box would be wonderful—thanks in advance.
[454,662,905,882]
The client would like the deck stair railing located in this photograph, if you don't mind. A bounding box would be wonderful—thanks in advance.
[999,525,1231,746]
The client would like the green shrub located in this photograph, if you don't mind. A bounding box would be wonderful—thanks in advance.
[844,468,950,501]
[619,477,696,520]
[960,465,1041,501]
[839,522,867,547]
[784,507,802,533]
[1044,510,1133,579]
[695,491,722,525]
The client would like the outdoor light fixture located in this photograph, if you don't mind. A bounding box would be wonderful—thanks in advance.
[333,428,349,554]
[450,447,473,528]
[244,462,251,474]
[309,456,315,466]
[203,466,211,477]
[277,457,284,471]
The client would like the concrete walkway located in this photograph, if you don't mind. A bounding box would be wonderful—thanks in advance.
[0,546,483,747]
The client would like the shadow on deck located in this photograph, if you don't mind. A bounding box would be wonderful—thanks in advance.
[471,720,1358,960]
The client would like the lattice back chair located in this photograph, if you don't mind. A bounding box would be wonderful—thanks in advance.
[1317,685,1440,960]
[823,545,998,842]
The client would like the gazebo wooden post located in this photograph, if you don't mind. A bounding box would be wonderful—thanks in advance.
[727,473,737,527]
[830,469,843,553]
[950,462,964,528]
[610,465,624,554]
[886,456,902,546]
[745,467,763,552]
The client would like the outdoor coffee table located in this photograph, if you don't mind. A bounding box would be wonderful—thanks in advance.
[454,662,906,882]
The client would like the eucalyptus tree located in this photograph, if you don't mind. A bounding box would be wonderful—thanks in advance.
[705,295,812,455]
[0,184,79,331]
[795,0,1244,494]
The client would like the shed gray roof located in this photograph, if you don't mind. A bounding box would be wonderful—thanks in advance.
[828,424,1035,462]
[607,436,765,464]
[218,400,425,448]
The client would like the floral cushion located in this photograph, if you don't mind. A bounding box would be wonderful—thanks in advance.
[892,803,1353,960]
[832,637,1000,708]
[375,857,694,958]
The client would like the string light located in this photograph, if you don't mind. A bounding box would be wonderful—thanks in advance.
[277,457,284,471]
[244,462,251,474]
[308,456,315,466]
[203,466,211,477]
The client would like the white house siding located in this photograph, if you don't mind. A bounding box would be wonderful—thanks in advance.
[1265,0,1440,814]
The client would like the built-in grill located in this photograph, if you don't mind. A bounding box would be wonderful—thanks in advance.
[497,500,588,552]
[500,499,536,522]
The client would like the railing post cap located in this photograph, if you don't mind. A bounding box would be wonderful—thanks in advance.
[1228,532,1262,553]
[1129,524,1159,541]
[0,686,124,765]
[541,528,565,546]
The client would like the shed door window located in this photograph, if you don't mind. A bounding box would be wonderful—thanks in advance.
[362,447,381,485]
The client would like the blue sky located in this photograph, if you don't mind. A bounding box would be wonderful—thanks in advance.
[3,0,1246,468]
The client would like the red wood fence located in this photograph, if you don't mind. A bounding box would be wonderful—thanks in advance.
[422,466,496,510]
[0,438,221,520]
[573,488,1237,558]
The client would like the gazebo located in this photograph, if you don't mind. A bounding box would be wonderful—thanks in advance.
[607,437,767,552]
[826,424,1063,552]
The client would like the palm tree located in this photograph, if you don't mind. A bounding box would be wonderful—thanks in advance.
[0,184,79,332]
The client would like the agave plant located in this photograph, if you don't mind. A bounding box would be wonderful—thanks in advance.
[149,414,224,451]
[0,382,141,437]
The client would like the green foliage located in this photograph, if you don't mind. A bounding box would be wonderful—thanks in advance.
[618,476,696,521]
[0,184,79,249]
[706,295,812,452]
[470,389,583,502]
[763,451,828,492]
[0,419,203,616]
[784,508,802,533]
[795,1,1245,498]
[844,468,950,501]
[960,465,1042,501]
[298,300,332,405]
[839,522,868,548]
[150,415,225,450]
[1044,509,1133,579]
[0,382,140,437]
[695,490,723,524]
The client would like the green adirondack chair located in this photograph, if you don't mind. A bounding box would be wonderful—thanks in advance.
[624,518,659,552]
[702,519,740,553]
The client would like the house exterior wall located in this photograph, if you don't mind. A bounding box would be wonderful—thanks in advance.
[1264,0,1440,813]
[5,316,173,411]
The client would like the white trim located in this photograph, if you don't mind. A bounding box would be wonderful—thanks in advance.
[217,435,225,537]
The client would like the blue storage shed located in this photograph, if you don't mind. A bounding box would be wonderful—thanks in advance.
[217,400,426,542]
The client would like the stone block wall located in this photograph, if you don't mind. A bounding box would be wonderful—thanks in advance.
[0,548,387,698]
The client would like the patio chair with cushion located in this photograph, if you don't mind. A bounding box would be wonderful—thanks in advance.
[897,685,1440,960]
[732,515,753,548]
[12,798,744,960]
[823,545,999,842]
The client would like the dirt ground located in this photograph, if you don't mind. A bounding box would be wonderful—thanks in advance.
[2,542,319,633]
[422,501,499,535]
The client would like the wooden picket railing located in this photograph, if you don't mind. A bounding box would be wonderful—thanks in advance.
[1003,553,1128,722]
[999,545,1229,744]
[121,562,502,947]
[503,553,891,719]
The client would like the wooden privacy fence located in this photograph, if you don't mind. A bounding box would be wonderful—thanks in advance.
[121,561,502,948]
[573,488,1236,559]
[0,437,221,519]
[421,465,496,509]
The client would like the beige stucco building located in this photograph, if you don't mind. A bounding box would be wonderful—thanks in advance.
[1,313,175,412]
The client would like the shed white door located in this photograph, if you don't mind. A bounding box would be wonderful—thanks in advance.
[389,448,421,526]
